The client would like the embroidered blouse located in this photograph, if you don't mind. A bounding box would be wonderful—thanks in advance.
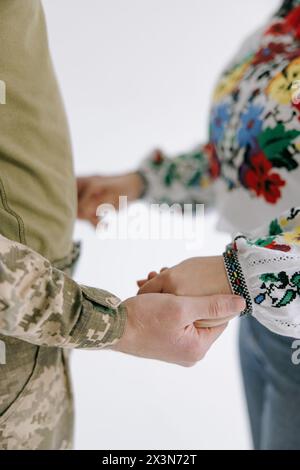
[139,0,300,338]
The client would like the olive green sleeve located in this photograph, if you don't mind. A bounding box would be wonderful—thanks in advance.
[0,234,126,348]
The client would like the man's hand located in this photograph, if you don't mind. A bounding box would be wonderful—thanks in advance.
[77,172,144,226]
[138,256,232,297]
[112,293,245,367]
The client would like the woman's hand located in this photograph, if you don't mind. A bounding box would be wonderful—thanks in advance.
[77,172,144,226]
[138,256,232,297]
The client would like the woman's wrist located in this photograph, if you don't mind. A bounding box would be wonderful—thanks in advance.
[216,256,233,295]
[125,171,147,201]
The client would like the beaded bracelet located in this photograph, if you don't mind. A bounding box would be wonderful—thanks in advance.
[223,245,252,316]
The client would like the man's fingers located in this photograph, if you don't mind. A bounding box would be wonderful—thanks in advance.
[178,294,245,324]
[194,313,237,328]
[197,323,228,351]
[181,322,228,365]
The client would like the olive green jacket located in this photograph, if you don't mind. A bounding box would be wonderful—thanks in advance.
[0,0,126,449]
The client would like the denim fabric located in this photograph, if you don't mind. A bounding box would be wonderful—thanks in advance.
[239,315,300,450]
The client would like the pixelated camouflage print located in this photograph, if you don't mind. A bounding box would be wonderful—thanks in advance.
[0,235,126,349]
[0,238,127,449]
[0,346,73,450]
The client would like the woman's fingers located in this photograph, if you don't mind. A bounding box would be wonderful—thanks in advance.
[138,274,163,294]
[137,269,168,294]
[137,279,147,287]
[148,271,158,279]
[137,271,158,288]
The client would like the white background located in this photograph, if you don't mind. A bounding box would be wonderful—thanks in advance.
[43,0,279,450]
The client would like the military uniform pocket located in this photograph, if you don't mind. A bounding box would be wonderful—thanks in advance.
[0,346,73,449]
[0,345,42,426]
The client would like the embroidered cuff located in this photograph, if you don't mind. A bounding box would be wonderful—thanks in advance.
[223,245,253,316]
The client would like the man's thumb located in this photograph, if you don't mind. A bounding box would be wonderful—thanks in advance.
[181,294,246,324]
[204,295,246,320]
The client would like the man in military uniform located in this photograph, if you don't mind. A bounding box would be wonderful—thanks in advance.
[0,0,244,449]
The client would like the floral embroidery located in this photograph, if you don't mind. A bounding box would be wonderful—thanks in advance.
[142,3,300,205]
[150,150,165,167]
[254,271,300,307]
[252,42,287,65]
[266,58,300,105]
[241,152,285,203]
[268,208,300,236]
[237,105,263,148]
[269,218,284,235]
[263,240,291,252]
[265,21,290,37]
[283,226,300,244]
[286,5,300,39]
[210,4,300,204]
[247,235,291,252]
[205,143,221,180]
[213,57,253,103]
[258,124,300,171]
[210,103,230,144]
[265,4,300,37]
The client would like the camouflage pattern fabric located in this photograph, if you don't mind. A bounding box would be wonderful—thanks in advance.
[0,238,127,449]
[0,0,127,449]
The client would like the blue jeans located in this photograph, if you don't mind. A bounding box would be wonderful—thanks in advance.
[239,315,300,450]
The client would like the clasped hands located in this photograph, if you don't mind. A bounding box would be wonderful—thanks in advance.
[77,175,245,367]
[138,256,239,326]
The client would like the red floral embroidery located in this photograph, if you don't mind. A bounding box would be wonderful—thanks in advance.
[286,5,300,39]
[293,99,300,110]
[204,143,220,180]
[265,21,290,36]
[252,43,287,65]
[152,149,164,166]
[244,152,286,204]
[264,240,291,252]
[266,6,300,40]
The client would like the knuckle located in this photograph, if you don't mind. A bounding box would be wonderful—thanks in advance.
[208,300,219,318]
[171,300,184,323]
[208,296,225,318]
[164,270,177,291]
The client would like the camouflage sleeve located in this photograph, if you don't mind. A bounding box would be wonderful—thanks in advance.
[0,234,126,348]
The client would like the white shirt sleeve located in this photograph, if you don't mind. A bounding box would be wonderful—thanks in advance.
[224,207,300,338]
